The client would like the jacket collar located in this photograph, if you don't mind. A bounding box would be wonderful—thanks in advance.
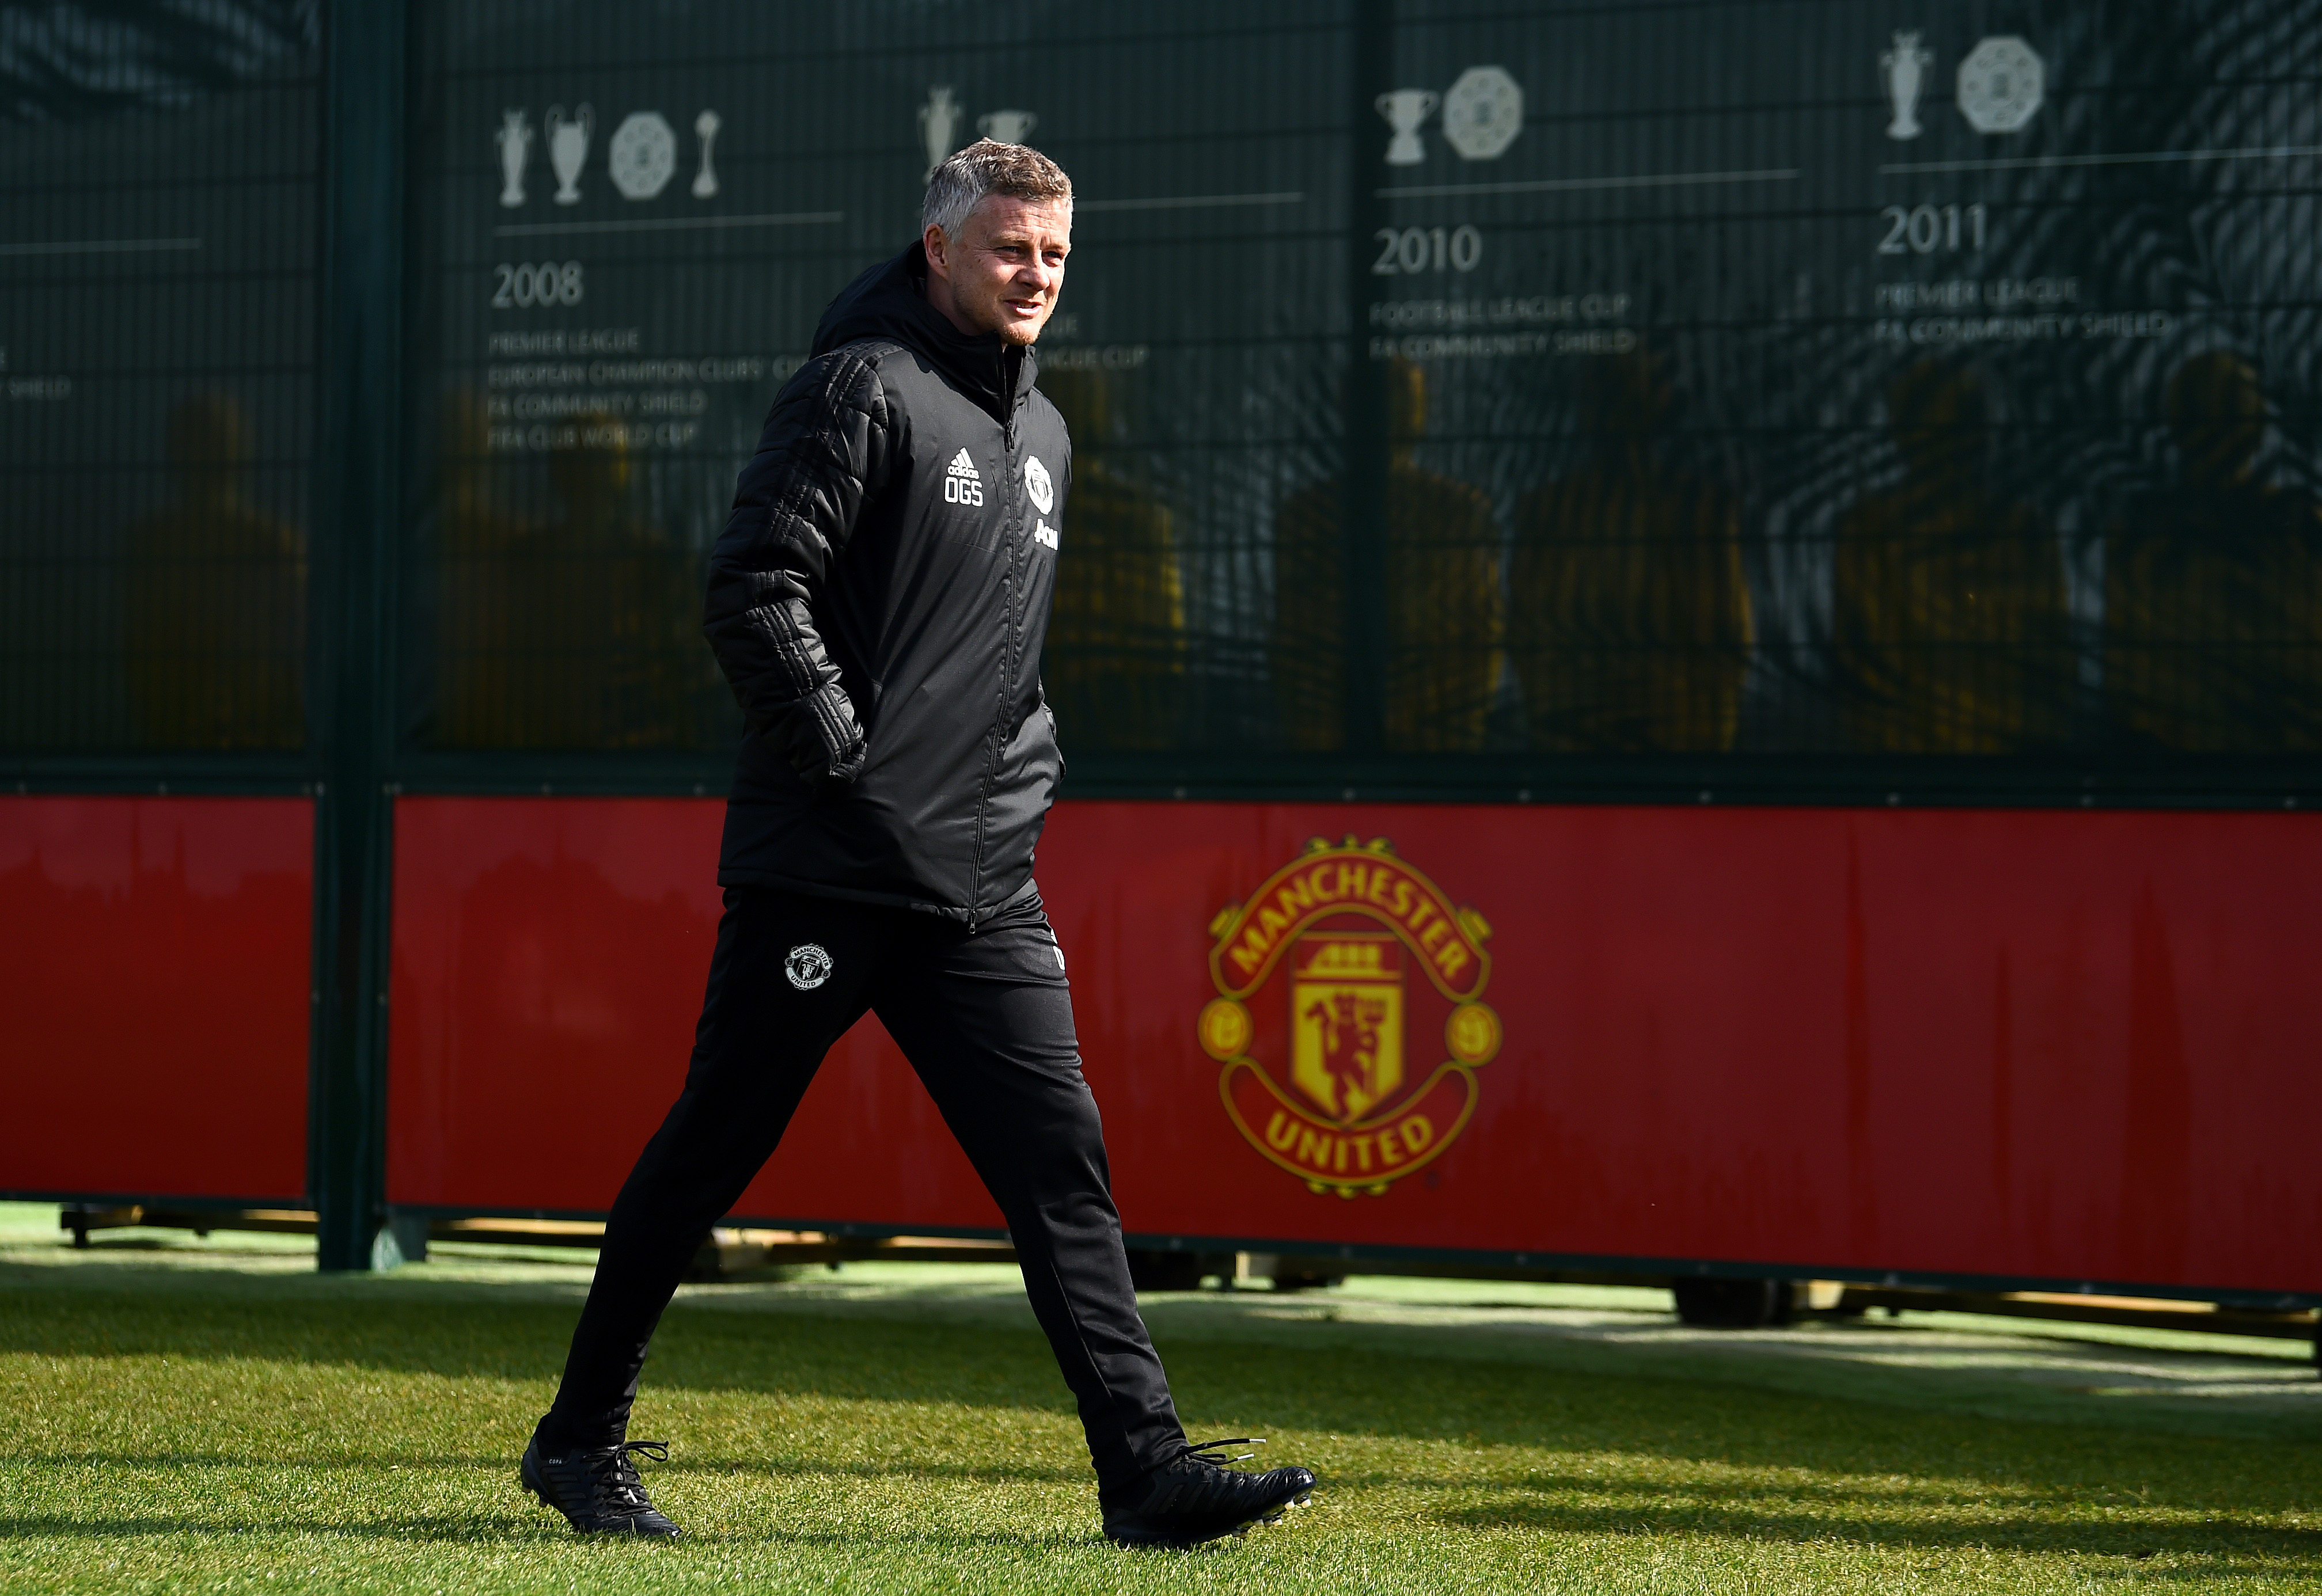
[810,243,1034,424]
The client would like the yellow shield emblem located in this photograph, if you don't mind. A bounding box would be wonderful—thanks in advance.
[1291,934,1403,1122]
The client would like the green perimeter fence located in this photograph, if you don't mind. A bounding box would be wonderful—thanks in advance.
[8,0,2322,1261]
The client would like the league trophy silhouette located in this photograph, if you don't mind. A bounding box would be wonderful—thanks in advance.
[977,108,1037,145]
[693,109,722,199]
[495,109,532,207]
[920,86,960,182]
[1376,88,1437,166]
[1881,31,1934,140]
[545,103,593,205]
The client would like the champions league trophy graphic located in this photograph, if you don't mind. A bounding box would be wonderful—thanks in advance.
[977,108,1038,145]
[495,109,533,207]
[693,109,722,198]
[545,103,593,204]
[920,86,960,181]
[1881,31,1934,139]
[1376,88,1437,166]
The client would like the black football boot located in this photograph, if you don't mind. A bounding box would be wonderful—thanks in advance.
[521,1431,682,1538]
[1101,1438,1317,1549]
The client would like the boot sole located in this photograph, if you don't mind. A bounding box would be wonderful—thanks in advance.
[1106,1488,1314,1549]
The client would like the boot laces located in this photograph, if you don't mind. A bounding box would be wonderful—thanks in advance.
[1128,1438,1285,1522]
[585,1439,669,1515]
[1183,1437,1264,1468]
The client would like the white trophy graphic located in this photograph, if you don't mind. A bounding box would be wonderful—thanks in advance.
[977,108,1037,145]
[1376,88,1437,166]
[692,109,722,198]
[920,86,960,181]
[608,110,677,200]
[1881,31,1934,139]
[1441,66,1523,160]
[545,102,593,204]
[1957,36,2044,134]
[494,109,532,207]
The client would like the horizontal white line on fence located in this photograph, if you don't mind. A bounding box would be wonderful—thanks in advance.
[495,211,843,237]
[1881,143,2322,176]
[0,237,203,257]
[1380,168,1799,199]
[1078,191,1306,212]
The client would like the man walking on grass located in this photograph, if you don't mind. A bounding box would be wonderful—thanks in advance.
[519,139,1316,1550]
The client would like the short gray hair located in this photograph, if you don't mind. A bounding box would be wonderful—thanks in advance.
[923,138,1073,238]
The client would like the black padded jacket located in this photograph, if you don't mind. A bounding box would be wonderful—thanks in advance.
[703,244,1070,924]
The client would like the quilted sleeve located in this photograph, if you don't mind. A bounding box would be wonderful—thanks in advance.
[702,348,894,786]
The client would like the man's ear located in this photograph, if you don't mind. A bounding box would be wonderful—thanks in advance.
[923,224,950,282]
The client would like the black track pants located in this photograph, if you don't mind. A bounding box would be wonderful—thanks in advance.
[545,885,1189,1491]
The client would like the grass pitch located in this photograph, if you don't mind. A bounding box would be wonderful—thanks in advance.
[3,1206,2319,1593]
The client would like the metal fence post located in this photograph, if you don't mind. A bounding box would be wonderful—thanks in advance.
[1343,0,1393,756]
[310,0,405,1271]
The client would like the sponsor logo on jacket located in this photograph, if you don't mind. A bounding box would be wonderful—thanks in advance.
[1199,837,1501,1196]
[943,447,984,507]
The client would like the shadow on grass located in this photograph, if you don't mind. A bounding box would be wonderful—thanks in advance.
[15,1453,1088,1487]
[1432,1472,2322,1561]
[0,1514,555,1546]
[7,1257,2320,1536]
[0,1514,1102,1552]
[5,1484,2311,1569]
[0,1260,1061,1404]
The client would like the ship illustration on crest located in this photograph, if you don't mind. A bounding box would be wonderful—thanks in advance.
[1200,836,1502,1197]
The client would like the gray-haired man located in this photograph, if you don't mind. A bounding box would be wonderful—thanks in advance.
[519,141,1316,1548]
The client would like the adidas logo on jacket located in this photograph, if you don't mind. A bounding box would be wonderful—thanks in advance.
[944,447,984,506]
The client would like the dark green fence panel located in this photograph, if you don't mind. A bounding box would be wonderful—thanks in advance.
[402,2,1350,769]
[7,0,2322,1267]
[7,1,2322,799]
[1359,0,2322,770]
[0,2,321,759]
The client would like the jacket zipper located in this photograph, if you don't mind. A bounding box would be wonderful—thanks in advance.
[970,351,1025,929]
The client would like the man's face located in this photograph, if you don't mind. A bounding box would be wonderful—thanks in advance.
[925,194,1071,346]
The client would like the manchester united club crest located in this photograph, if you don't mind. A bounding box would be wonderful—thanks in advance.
[1200,837,1501,1196]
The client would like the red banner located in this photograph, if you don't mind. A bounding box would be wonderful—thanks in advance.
[0,797,311,1202]
[385,796,2322,1297]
